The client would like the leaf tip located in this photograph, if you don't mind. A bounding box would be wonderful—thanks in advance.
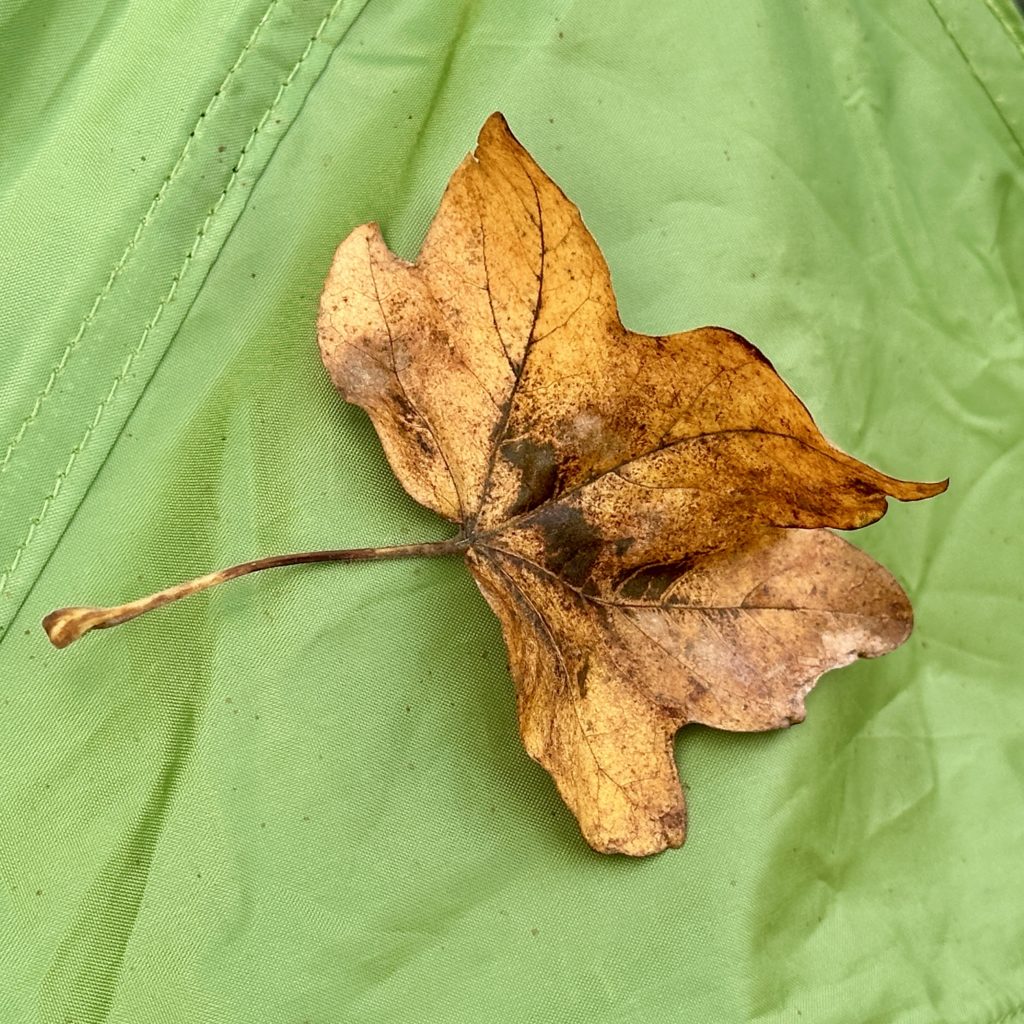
[482,110,511,131]
[594,807,687,857]
[887,476,949,502]
[478,110,519,151]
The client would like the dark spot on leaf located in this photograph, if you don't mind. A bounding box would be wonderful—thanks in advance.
[575,658,590,697]
[502,438,559,516]
[534,504,601,587]
[391,392,434,455]
[659,805,686,835]
[850,477,881,496]
[616,554,702,600]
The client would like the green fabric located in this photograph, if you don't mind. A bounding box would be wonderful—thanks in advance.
[2,0,1022,1020]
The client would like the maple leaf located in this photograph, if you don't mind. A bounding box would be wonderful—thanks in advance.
[315,113,946,855]
[44,113,945,857]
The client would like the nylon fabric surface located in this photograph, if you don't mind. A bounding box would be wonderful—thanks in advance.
[1,1,1022,1022]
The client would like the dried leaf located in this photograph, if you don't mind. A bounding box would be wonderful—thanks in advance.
[316,113,945,855]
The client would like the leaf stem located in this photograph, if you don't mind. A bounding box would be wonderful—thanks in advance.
[42,538,470,649]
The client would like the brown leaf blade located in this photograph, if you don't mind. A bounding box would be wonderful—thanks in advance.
[471,528,912,855]
[317,113,946,855]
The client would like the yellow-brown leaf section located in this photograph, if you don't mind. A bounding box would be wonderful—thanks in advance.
[318,113,946,855]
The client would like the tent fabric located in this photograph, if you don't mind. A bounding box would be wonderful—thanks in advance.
[1,1,1022,1021]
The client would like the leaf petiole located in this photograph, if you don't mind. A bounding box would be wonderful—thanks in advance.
[42,537,469,648]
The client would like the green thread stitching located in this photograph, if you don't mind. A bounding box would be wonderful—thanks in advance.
[0,0,348,600]
[925,0,1024,159]
[0,0,281,477]
[984,0,1024,61]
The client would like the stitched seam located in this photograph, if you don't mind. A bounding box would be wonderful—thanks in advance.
[925,0,1024,160]
[0,0,347,600]
[0,0,282,477]
[985,0,1024,60]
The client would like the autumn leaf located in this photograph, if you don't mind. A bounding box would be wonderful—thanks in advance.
[44,113,945,857]
[314,113,946,855]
